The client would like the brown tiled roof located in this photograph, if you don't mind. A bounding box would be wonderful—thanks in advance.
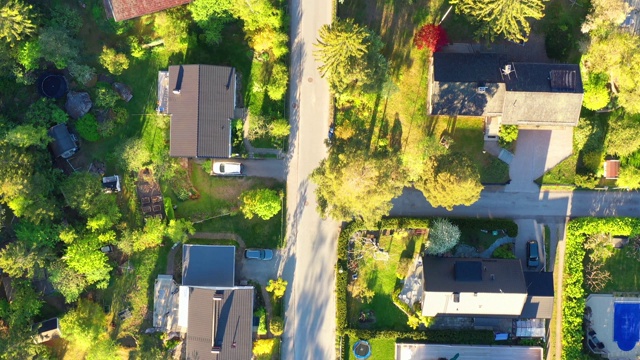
[186,288,254,360]
[604,160,621,179]
[168,65,235,158]
[107,0,191,21]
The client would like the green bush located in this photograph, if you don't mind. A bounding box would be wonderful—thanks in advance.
[75,114,100,142]
[270,316,283,336]
[255,307,267,335]
[94,85,120,109]
[498,125,518,147]
[492,244,515,259]
[99,46,130,75]
[164,197,175,220]
[583,72,610,111]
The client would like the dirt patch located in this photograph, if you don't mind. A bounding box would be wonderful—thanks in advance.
[137,168,165,219]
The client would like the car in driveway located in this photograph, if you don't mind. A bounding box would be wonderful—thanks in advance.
[244,248,273,260]
[526,240,540,268]
[212,162,244,176]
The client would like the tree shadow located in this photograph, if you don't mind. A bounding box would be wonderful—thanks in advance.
[390,114,403,153]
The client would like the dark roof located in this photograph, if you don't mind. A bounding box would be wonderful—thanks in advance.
[35,318,59,333]
[169,65,235,158]
[523,272,554,297]
[186,288,253,360]
[107,0,191,21]
[521,272,554,319]
[454,261,483,281]
[504,63,583,93]
[431,54,584,126]
[182,245,235,288]
[422,257,527,294]
[433,53,504,83]
[47,124,77,158]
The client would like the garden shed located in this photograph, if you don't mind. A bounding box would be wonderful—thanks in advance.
[47,124,79,159]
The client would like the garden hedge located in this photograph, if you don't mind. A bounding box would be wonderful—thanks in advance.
[562,217,640,360]
[345,329,494,344]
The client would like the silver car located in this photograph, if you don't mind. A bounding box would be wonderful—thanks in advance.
[244,249,273,260]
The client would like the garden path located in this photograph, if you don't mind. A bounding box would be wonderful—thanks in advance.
[479,236,515,258]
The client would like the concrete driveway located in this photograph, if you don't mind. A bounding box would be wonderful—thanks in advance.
[506,129,573,193]
[236,250,283,285]
[514,219,544,271]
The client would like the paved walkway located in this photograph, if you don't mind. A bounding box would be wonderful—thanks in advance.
[479,236,515,258]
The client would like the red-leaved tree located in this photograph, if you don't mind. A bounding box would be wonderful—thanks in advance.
[413,24,449,52]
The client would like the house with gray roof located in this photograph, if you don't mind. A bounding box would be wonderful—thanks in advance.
[176,245,254,360]
[429,52,583,129]
[168,65,237,158]
[421,257,554,320]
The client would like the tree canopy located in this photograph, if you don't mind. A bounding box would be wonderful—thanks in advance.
[312,152,404,224]
[605,112,640,157]
[415,154,483,211]
[314,18,388,94]
[425,218,461,255]
[450,0,547,42]
[240,188,282,220]
[0,0,36,46]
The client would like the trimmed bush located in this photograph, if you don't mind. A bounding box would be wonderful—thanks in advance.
[344,329,494,344]
[75,114,100,141]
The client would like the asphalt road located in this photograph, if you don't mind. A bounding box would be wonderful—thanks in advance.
[280,0,337,359]
[391,188,640,219]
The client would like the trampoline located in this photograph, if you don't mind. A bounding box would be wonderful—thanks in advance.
[38,73,68,98]
[353,340,371,359]
[614,302,640,351]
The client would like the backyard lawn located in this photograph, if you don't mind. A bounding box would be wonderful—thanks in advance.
[346,337,396,360]
[348,232,424,331]
[598,247,640,293]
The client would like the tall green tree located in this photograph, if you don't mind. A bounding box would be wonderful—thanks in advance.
[60,172,121,222]
[240,188,282,220]
[63,231,113,289]
[583,32,640,114]
[4,124,50,148]
[0,0,36,46]
[0,242,50,279]
[415,154,483,211]
[617,166,640,190]
[314,18,388,94]
[450,0,547,42]
[425,218,461,255]
[48,262,88,303]
[605,112,640,157]
[60,299,108,354]
[38,26,78,69]
[312,152,404,224]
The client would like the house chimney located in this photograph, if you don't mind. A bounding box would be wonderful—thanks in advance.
[490,274,495,280]
[173,89,181,95]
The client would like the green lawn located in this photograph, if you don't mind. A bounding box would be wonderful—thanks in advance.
[348,233,424,331]
[539,154,578,185]
[186,238,240,247]
[598,247,640,293]
[346,337,396,360]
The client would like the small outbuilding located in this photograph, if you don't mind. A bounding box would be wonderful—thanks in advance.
[604,160,621,179]
[102,175,121,193]
[33,318,62,344]
[48,124,79,159]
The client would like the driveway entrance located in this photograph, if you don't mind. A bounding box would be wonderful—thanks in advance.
[506,129,573,193]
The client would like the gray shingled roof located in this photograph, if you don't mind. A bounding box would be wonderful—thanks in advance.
[169,65,235,158]
[422,257,527,294]
[182,245,235,288]
[186,288,253,360]
[430,53,584,126]
[48,124,77,158]
[521,272,554,319]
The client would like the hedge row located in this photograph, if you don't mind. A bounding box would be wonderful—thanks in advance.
[345,329,495,344]
[449,218,518,237]
[562,217,640,360]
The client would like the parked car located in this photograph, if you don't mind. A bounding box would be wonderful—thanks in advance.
[526,240,539,268]
[100,245,114,253]
[244,249,273,260]
[212,162,244,176]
